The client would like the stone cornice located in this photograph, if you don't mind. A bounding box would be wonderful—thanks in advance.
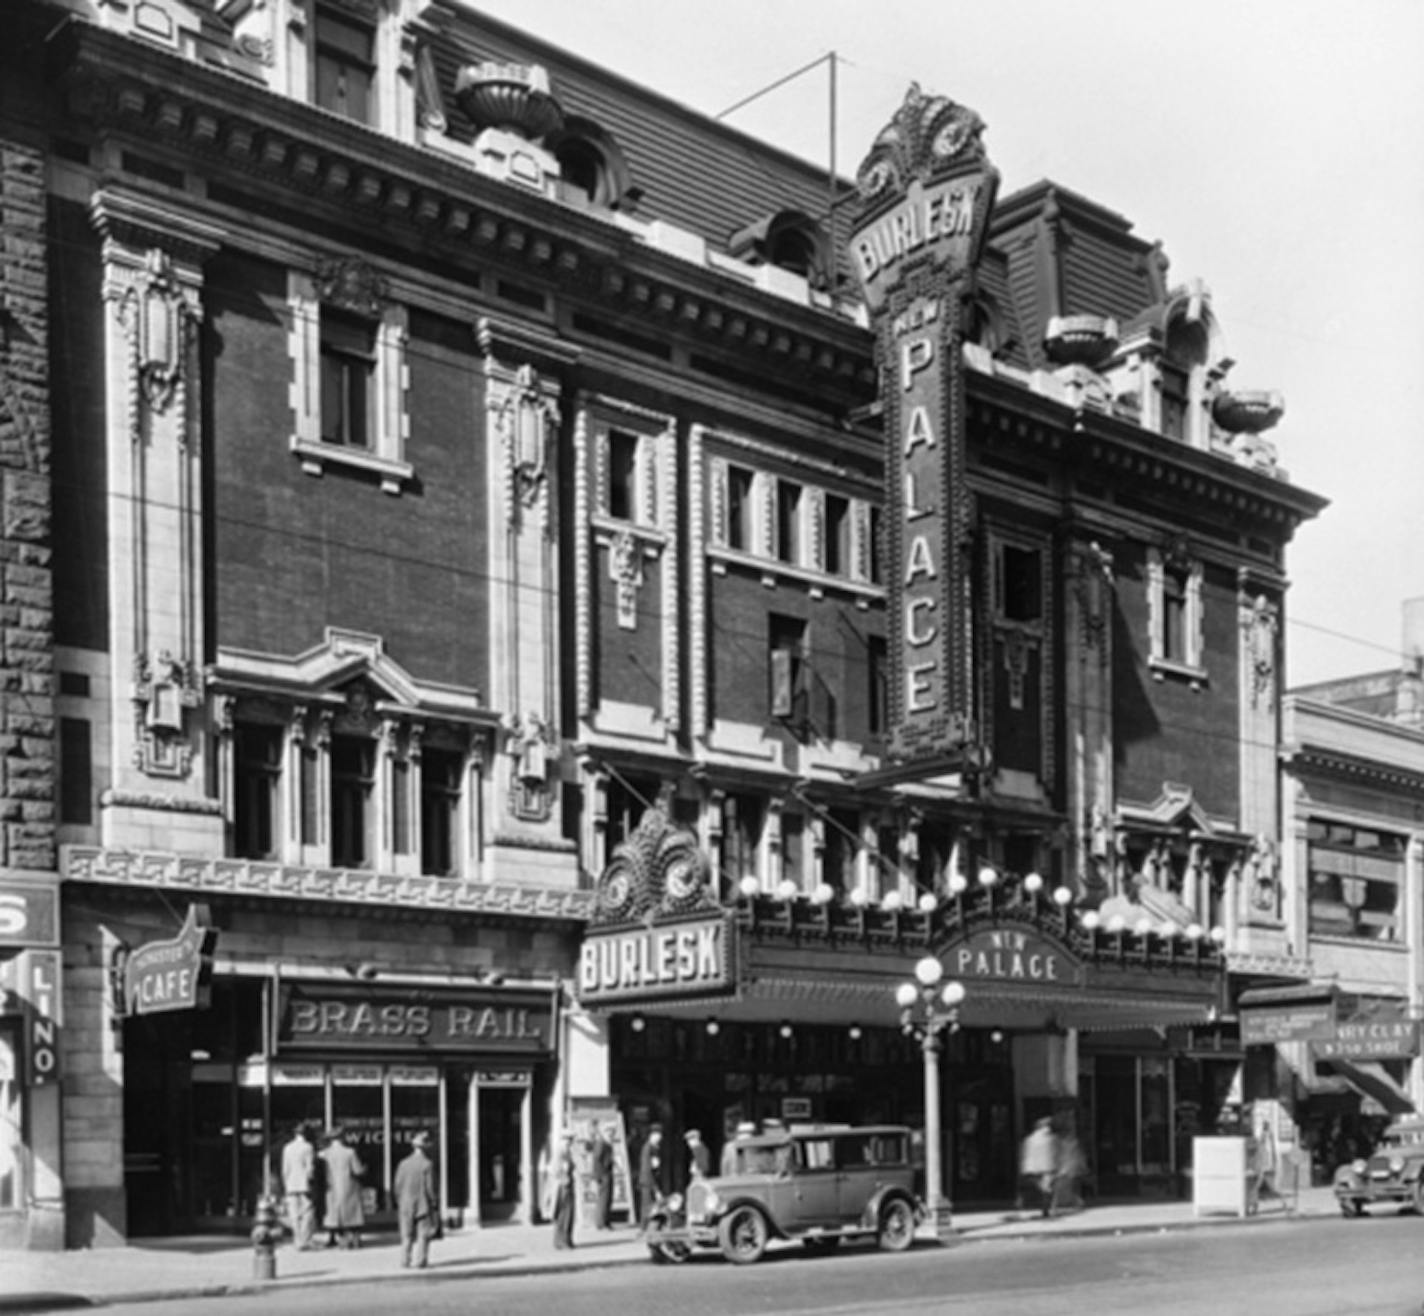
[62,845,594,922]
[54,23,876,411]
[1283,745,1424,796]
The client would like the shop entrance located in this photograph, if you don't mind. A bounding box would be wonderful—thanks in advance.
[477,1086,524,1221]
[950,1072,1015,1204]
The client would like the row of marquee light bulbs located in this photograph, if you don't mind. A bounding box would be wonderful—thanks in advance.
[733,867,1232,946]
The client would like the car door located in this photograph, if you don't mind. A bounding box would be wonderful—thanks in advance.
[788,1136,838,1228]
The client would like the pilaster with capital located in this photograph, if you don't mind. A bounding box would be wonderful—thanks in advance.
[89,191,224,841]
[1238,577,1282,925]
[1063,538,1115,897]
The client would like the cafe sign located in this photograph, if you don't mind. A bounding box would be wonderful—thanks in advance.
[123,903,217,1017]
[577,911,736,1006]
[942,925,1084,988]
[276,983,556,1056]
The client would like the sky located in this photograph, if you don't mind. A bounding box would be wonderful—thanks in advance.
[468,0,1424,687]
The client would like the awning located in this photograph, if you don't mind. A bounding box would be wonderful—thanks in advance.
[1321,1059,1415,1117]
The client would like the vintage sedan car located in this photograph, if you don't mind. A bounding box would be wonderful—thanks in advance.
[645,1124,922,1265]
[1332,1117,1424,1216]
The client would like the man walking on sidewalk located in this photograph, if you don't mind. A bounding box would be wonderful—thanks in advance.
[393,1131,440,1269]
[281,1122,317,1251]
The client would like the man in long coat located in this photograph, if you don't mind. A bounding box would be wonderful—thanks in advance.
[280,1122,317,1250]
[636,1124,664,1231]
[590,1125,615,1229]
[319,1126,366,1248]
[393,1131,440,1268]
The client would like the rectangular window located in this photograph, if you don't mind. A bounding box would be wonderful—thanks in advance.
[822,808,860,896]
[868,634,888,737]
[420,749,462,878]
[769,613,807,724]
[1307,821,1404,941]
[320,310,375,449]
[776,480,802,564]
[391,758,411,856]
[300,743,320,846]
[825,494,849,575]
[59,717,93,826]
[330,735,374,868]
[724,793,764,891]
[1000,544,1042,623]
[1148,549,1203,675]
[782,813,805,891]
[607,429,638,521]
[727,465,754,551]
[313,6,375,124]
[868,504,884,585]
[233,723,282,859]
[1162,565,1189,663]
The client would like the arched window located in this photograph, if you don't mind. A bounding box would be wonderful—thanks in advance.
[728,209,828,287]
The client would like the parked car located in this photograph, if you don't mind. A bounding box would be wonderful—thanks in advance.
[1332,1117,1424,1217]
[644,1124,922,1265]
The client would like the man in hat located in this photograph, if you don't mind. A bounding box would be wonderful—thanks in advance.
[319,1126,366,1249]
[393,1131,439,1269]
[721,1120,757,1175]
[683,1128,709,1189]
[636,1124,664,1231]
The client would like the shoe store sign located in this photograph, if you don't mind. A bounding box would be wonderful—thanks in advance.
[1311,1010,1419,1061]
[577,911,736,1006]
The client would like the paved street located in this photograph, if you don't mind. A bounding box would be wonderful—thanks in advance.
[53,1214,1424,1316]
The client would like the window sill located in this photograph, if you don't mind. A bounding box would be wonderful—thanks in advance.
[291,438,414,495]
[1149,656,1208,690]
[705,543,884,604]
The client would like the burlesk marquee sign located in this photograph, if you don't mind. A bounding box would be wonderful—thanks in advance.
[577,910,737,1006]
[849,86,998,763]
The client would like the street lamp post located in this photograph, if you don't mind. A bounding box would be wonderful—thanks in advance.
[895,955,965,1244]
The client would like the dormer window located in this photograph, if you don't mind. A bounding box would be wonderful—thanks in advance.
[728,209,828,286]
[313,4,375,125]
[547,117,637,211]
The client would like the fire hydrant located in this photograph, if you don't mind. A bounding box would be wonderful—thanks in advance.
[251,1195,281,1281]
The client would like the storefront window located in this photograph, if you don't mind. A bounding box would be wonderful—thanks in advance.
[0,1025,20,1209]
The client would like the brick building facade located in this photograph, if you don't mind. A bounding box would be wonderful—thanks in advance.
[0,0,1337,1248]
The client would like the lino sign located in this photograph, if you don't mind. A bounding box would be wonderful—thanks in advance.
[945,926,1084,989]
[123,904,217,1017]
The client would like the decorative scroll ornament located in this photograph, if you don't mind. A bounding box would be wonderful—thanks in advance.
[1241,593,1278,709]
[1248,835,1280,919]
[592,804,714,926]
[855,83,988,202]
[505,710,553,821]
[132,648,200,778]
[313,257,387,317]
[609,528,643,630]
[499,365,553,514]
[120,248,200,417]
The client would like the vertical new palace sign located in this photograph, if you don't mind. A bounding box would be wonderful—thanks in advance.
[850,87,998,763]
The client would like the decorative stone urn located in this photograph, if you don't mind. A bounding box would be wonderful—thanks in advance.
[1044,313,1119,367]
[1211,389,1284,434]
[454,62,564,141]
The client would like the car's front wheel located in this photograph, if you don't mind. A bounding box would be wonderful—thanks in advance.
[718,1206,769,1265]
[877,1197,916,1251]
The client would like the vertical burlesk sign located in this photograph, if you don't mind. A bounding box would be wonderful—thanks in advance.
[849,86,998,762]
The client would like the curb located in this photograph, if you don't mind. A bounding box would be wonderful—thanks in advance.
[2,1208,1335,1311]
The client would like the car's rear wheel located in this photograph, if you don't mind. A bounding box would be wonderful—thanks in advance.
[718,1206,769,1265]
[877,1197,916,1252]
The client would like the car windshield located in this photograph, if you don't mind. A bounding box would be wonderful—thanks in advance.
[735,1143,793,1176]
[1383,1124,1424,1147]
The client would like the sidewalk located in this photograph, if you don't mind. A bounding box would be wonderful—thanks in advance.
[0,1187,1342,1312]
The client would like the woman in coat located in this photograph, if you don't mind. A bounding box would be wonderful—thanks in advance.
[319,1127,366,1249]
[551,1132,576,1250]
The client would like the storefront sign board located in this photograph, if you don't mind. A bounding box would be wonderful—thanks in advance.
[1239,1001,1336,1046]
[276,983,555,1056]
[0,878,59,948]
[21,948,61,1086]
[1312,1013,1419,1061]
[577,911,736,1006]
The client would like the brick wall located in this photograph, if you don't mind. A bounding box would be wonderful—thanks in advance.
[0,130,56,875]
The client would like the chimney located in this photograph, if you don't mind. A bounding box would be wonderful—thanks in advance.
[1398,597,1424,727]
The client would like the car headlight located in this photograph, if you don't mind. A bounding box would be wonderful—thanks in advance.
[1352,1159,1368,1176]
[1388,1156,1405,1175]
[698,1188,720,1218]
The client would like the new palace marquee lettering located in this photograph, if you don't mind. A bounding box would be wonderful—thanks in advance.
[947,928,1083,987]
